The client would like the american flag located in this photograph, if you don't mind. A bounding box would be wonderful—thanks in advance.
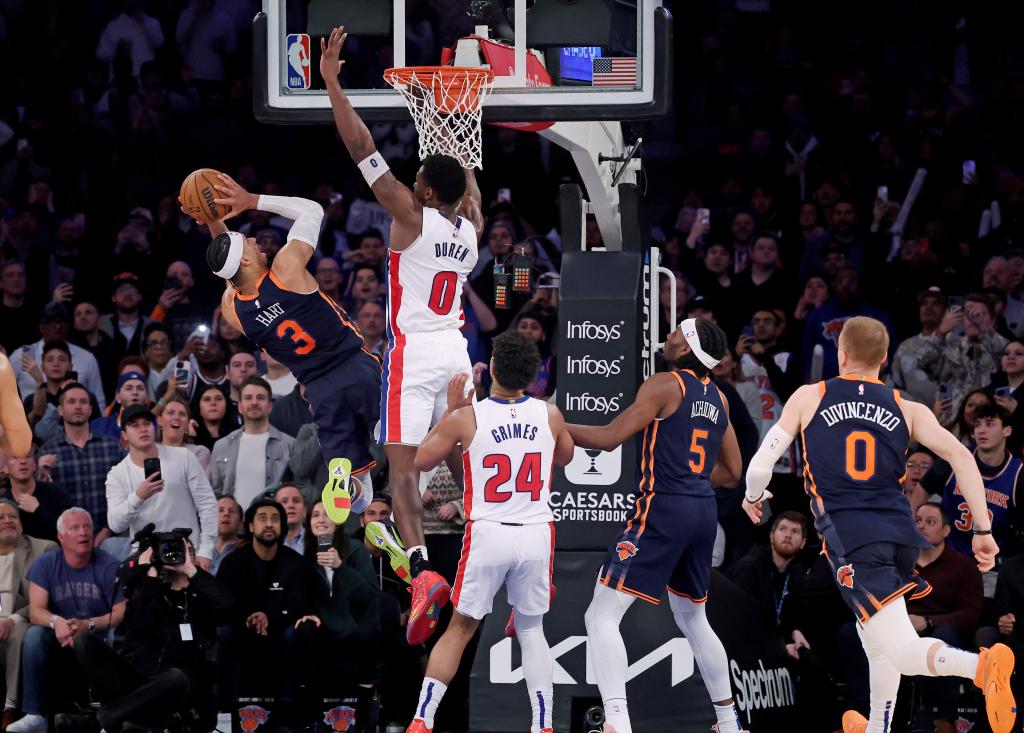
[592,57,638,87]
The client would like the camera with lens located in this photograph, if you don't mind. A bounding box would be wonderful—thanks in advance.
[132,524,192,567]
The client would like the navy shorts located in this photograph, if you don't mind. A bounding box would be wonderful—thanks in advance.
[598,492,717,604]
[301,349,382,476]
[823,539,931,623]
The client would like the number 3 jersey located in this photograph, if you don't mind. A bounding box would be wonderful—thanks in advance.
[463,396,555,524]
[231,271,365,383]
[934,450,1022,557]
[802,375,927,554]
[387,207,478,336]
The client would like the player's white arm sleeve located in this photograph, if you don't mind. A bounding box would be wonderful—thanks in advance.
[256,195,324,249]
[744,424,796,502]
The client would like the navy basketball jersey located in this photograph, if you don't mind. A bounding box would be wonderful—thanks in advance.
[941,451,1021,556]
[230,271,366,383]
[802,375,925,554]
[635,370,729,499]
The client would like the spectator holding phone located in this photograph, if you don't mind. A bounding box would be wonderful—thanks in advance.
[891,287,946,407]
[984,339,1024,454]
[105,405,218,571]
[150,261,206,350]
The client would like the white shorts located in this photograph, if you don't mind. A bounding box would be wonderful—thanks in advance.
[451,520,555,620]
[380,330,472,445]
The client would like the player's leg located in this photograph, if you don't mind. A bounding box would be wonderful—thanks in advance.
[666,496,743,733]
[583,582,635,733]
[505,523,557,733]
[409,610,481,733]
[839,619,901,733]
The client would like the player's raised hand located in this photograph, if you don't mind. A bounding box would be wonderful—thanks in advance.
[319,26,348,83]
[741,491,772,525]
[212,173,258,221]
[446,373,474,411]
[972,533,999,572]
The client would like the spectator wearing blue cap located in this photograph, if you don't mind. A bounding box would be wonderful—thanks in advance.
[90,371,149,440]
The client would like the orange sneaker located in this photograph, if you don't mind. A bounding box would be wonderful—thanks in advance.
[539,729,553,733]
[405,720,431,733]
[406,569,450,645]
[841,710,867,733]
[974,643,1017,733]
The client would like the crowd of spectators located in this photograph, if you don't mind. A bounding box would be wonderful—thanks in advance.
[0,0,1023,732]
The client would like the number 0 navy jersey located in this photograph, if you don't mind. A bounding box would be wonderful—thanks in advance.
[230,271,366,383]
[802,375,926,554]
[636,370,729,499]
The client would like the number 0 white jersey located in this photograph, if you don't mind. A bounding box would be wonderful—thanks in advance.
[386,207,478,335]
[463,396,556,524]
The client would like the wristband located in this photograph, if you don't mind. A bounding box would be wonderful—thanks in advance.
[973,528,993,536]
[358,152,389,187]
[49,615,60,629]
[88,619,96,633]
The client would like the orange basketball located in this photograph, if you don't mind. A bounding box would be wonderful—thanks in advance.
[179,168,230,221]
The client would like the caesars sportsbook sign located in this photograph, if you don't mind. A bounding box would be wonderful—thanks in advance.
[554,252,642,550]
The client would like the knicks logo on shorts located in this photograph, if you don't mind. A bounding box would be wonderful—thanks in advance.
[323,706,356,731]
[616,541,638,560]
[836,564,855,588]
[238,705,270,732]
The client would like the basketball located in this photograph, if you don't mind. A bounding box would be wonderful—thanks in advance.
[179,168,229,222]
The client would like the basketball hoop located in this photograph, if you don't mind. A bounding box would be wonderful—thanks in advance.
[384,66,495,169]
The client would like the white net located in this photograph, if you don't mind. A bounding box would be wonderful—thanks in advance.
[384,67,494,169]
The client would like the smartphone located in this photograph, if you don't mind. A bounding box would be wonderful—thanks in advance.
[173,360,191,385]
[190,324,210,344]
[164,275,182,290]
[876,185,888,202]
[143,457,161,479]
[939,384,952,402]
[962,160,977,184]
[947,295,964,310]
[697,207,711,227]
[497,187,512,203]
[995,386,1012,398]
[317,536,333,553]
[741,325,754,338]
[66,370,78,382]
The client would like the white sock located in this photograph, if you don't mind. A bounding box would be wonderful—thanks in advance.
[4,699,15,710]
[407,544,429,561]
[932,645,979,678]
[413,676,446,728]
[516,613,554,732]
[712,702,743,732]
[603,699,631,733]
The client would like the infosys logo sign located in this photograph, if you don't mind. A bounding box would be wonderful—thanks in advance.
[566,320,623,342]
[563,392,622,415]
[565,355,624,377]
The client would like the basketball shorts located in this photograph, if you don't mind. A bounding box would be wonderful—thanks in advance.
[451,520,555,620]
[599,492,717,604]
[302,348,382,476]
[823,539,931,623]
[379,329,473,445]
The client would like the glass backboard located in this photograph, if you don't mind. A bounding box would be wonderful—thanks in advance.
[254,0,671,124]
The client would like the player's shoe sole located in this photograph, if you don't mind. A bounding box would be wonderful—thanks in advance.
[407,569,451,645]
[322,458,353,525]
[841,710,867,733]
[975,643,1017,733]
[365,521,412,583]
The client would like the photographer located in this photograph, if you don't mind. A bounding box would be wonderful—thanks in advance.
[58,528,233,733]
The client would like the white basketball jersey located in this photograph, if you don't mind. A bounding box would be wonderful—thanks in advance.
[740,352,800,475]
[387,207,478,335]
[463,396,556,524]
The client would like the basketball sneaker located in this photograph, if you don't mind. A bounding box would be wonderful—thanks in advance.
[365,521,412,583]
[711,725,749,733]
[405,720,430,733]
[407,569,451,645]
[974,643,1017,733]
[841,710,867,733]
[322,458,353,524]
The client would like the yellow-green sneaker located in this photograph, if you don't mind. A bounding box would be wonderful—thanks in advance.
[322,458,353,525]
[365,520,412,583]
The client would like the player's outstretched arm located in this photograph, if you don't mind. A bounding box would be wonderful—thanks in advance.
[546,403,575,467]
[459,168,485,235]
[319,26,420,234]
[415,374,476,471]
[904,399,998,571]
[566,372,678,452]
[0,353,32,463]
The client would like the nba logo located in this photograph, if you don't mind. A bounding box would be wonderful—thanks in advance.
[287,34,311,89]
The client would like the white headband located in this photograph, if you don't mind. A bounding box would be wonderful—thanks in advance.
[680,318,721,369]
[213,231,245,280]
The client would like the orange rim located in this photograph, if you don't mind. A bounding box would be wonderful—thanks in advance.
[384,66,495,88]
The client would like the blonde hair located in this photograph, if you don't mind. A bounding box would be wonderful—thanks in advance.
[838,316,889,367]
